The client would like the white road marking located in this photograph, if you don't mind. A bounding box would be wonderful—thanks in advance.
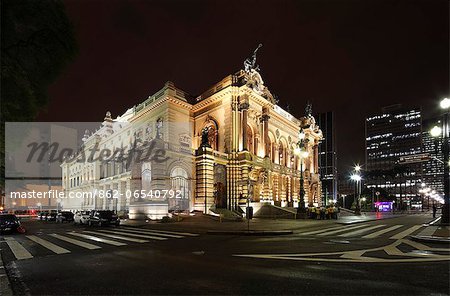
[113,228,182,238]
[389,225,423,239]
[83,231,149,243]
[67,232,127,246]
[121,228,199,236]
[338,225,386,237]
[49,233,101,250]
[233,239,450,263]
[97,229,168,240]
[26,235,70,254]
[299,225,349,235]
[4,237,33,260]
[316,224,369,236]
[362,225,403,239]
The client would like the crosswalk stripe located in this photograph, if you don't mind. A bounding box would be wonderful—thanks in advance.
[316,224,369,236]
[300,225,348,236]
[83,231,149,243]
[26,235,70,254]
[67,232,127,246]
[390,225,423,240]
[49,234,101,250]
[97,229,168,240]
[120,227,199,237]
[338,225,386,237]
[362,225,403,239]
[4,237,33,260]
[111,228,182,238]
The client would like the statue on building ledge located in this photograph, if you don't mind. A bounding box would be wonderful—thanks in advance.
[200,126,211,148]
[242,44,276,104]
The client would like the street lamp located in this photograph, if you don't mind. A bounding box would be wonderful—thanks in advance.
[351,172,362,215]
[430,126,442,137]
[431,97,450,224]
[295,129,308,218]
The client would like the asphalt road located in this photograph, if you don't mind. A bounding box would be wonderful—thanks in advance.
[1,214,449,295]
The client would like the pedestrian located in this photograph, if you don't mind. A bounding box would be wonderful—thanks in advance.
[320,207,325,220]
[432,204,437,218]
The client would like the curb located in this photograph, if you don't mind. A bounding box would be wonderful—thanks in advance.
[0,253,14,296]
[423,216,441,226]
[410,235,450,244]
[206,230,293,236]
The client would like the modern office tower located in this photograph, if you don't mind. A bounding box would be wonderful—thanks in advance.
[422,117,444,196]
[316,111,337,203]
[365,104,422,207]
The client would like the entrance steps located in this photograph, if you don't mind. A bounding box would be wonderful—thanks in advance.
[209,208,243,221]
[253,204,297,219]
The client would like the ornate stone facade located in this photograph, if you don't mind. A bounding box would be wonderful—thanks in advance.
[62,64,323,219]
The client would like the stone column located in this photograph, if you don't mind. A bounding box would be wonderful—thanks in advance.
[272,173,279,203]
[232,97,239,152]
[240,100,249,151]
[261,111,270,158]
[241,163,249,200]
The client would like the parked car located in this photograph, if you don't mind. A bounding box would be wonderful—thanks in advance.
[74,211,91,225]
[38,212,48,221]
[0,214,24,233]
[46,211,58,221]
[88,210,120,226]
[56,211,74,223]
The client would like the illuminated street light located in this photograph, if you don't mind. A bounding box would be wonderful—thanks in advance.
[351,174,362,182]
[440,97,450,109]
[430,126,442,137]
[355,165,361,172]
[350,170,362,215]
[435,97,450,224]
[296,128,308,217]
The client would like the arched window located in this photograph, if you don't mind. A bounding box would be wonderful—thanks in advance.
[171,167,189,199]
[170,167,190,211]
[279,141,284,166]
[202,116,219,151]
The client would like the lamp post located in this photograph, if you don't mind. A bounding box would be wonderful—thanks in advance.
[351,166,362,215]
[430,97,450,224]
[295,129,309,218]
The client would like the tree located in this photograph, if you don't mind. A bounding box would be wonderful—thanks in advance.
[0,0,78,203]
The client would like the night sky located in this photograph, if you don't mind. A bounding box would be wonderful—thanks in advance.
[37,0,449,175]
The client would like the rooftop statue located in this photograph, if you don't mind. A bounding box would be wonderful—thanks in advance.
[305,102,313,118]
[244,43,262,73]
[242,44,276,104]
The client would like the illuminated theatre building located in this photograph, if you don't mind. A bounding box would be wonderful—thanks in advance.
[62,52,324,219]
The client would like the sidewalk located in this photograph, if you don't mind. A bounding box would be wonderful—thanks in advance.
[410,217,450,243]
[119,213,338,234]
